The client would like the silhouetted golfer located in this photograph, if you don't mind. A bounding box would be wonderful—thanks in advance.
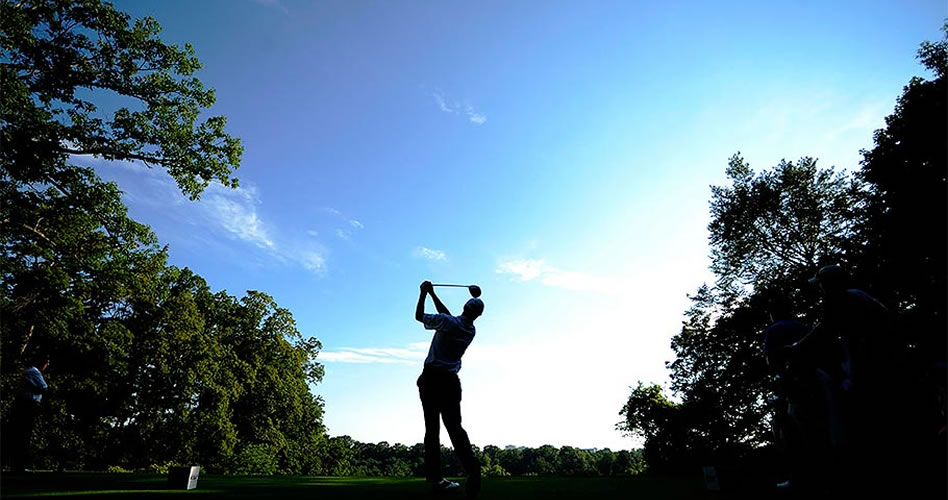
[415,280,482,497]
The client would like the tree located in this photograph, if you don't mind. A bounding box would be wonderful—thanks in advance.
[1,0,243,371]
[1,0,328,474]
[1,0,242,409]
[621,29,947,475]
[556,446,593,476]
[620,156,863,472]
[855,23,947,354]
[708,154,863,298]
[1,0,242,199]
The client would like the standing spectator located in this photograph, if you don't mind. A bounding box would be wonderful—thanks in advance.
[10,353,49,473]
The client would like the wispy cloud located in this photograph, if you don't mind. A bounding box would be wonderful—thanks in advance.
[431,91,487,126]
[203,184,274,249]
[413,246,447,261]
[467,108,487,125]
[299,250,327,274]
[433,92,453,113]
[75,155,329,276]
[320,342,429,364]
[496,258,622,293]
[326,207,365,241]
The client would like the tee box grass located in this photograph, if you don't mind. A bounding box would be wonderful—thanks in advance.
[0,473,713,499]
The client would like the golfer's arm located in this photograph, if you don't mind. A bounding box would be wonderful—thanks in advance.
[430,292,451,315]
[415,291,427,322]
[27,372,48,394]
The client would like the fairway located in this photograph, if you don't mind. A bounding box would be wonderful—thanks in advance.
[0,473,713,499]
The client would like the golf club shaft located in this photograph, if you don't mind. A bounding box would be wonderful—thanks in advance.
[431,284,468,288]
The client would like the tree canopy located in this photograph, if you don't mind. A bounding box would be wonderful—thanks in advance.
[1,0,325,473]
[620,26,947,472]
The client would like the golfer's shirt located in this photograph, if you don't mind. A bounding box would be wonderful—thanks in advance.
[422,313,475,374]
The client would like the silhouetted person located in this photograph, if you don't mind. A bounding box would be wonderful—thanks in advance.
[805,264,902,494]
[415,280,482,497]
[763,317,811,489]
[9,354,49,473]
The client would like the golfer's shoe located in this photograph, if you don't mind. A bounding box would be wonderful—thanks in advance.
[466,471,482,498]
[432,479,460,493]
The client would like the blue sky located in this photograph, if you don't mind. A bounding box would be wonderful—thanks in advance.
[89,0,944,450]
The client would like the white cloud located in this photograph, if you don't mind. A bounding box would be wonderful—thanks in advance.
[299,250,327,274]
[74,155,331,277]
[326,207,365,236]
[433,92,453,113]
[496,259,547,281]
[307,230,319,237]
[203,186,275,249]
[413,246,447,261]
[431,92,487,126]
[468,112,487,125]
[320,342,428,365]
[496,258,624,293]
[466,105,487,125]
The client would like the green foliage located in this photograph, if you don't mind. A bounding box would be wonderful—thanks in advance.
[617,383,677,441]
[148,462,175,474]
[310,439,641,477]
[0,0,243,200]
[621,28,946,473]
[0,0,325,475]
[481,463,510,477]
[230,444,279,475]
[855,21,947,354]
[708,154,862,298]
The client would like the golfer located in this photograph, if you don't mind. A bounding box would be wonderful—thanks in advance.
[415,280,483,497]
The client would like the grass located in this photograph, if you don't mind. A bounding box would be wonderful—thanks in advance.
[0,473,716,499]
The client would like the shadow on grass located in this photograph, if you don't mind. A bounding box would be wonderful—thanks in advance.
[0,472,710,499]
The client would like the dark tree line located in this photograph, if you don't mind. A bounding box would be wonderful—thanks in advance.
[317,438,646,478]
[619,26,946,474]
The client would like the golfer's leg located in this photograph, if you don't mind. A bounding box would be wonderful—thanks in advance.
[419,377,442,482]
[441,384,479,475]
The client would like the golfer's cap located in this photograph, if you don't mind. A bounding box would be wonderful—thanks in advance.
[464,297,484,315]
[808,264,848,286]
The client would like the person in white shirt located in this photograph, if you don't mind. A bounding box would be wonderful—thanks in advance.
[415,280,483,497]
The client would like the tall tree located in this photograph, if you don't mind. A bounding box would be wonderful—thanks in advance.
[1,0,328,473]
[1,0,242,391]
[855,24,947,354]
[621,29,947,474]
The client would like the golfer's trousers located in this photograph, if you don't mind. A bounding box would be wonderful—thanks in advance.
[417,367,479,481]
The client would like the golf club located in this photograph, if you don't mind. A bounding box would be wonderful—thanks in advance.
[432,284,482,298]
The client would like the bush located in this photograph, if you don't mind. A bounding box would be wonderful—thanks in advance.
[147,462,176,474]
[482,464,510,477]
[230,444,279,475]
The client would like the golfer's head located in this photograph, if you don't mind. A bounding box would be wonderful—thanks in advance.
[809,264,849,295]
[463,297,484,319]
[31,352,49,371]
